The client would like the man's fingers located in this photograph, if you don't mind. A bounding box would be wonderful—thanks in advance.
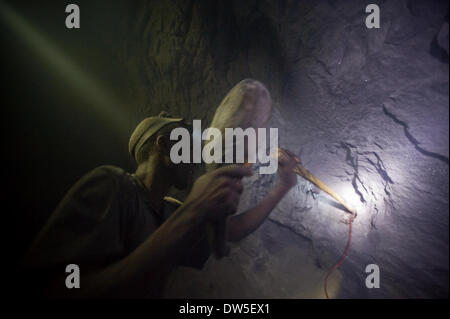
[218,176,244,194]
[211,188,240,217]
[278,151,289,166]
[278,149,293,164]
[233,179,244,194]
[215,164,254,178]
[281,148,295,159]
[284,149,301,163]
[279,148,301,166]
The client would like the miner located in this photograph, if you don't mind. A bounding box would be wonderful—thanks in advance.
[22,112,298,298]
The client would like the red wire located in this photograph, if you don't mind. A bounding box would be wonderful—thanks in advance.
[323,216,354,299]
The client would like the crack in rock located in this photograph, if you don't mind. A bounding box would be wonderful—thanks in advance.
[335,141,396,230]
[357,150,394,196]
[382,104,449,165]
[339,142,368,204]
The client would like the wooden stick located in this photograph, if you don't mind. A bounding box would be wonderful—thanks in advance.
[293,164,356,217]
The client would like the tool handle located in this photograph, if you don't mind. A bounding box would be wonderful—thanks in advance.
[279,148,356,217]
[205,162,231,259]
[207,162,252,258]
[293,164,356,217]
[207,218,229,258]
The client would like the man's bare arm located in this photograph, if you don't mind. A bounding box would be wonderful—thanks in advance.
[227,149,299,242]
[61,201,204,298]
[46,165,253,298]
[227,184,291,242]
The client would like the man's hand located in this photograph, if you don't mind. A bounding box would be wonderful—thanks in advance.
[184,164,254,221]
[277,148,299,190]
[226,150,298,242]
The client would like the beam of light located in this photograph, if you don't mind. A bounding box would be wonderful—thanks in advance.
[0,1,130,137]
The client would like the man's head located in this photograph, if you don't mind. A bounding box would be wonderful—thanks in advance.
[129,112,194,190]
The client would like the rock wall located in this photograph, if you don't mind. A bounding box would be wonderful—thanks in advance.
[119,0,448,298]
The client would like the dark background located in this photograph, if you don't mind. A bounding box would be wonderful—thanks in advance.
[2,1,138,269]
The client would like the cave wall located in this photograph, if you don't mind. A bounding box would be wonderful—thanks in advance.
[119,0,448,298]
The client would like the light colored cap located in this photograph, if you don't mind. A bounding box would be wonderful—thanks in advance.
[128,112,184,161]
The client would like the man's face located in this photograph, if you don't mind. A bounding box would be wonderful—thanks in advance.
[166,124,196,190]
[171,161,195,190]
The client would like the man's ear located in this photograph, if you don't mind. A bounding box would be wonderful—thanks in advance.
[155,135,173,166]
[155,135,168,152]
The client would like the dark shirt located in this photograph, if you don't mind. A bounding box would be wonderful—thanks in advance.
[22,165,209,296]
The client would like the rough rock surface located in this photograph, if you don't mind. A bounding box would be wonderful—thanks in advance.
[119,0,448,298]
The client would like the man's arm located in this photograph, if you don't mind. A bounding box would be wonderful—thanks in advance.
[46,164,252,298]
[227,184,291,242]
[227,149,299,242]
[53,200,205,298]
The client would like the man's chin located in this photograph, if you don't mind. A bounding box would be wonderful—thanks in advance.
[174,180,188,190]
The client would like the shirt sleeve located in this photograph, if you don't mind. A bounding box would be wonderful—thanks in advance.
[22,165,129,275]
